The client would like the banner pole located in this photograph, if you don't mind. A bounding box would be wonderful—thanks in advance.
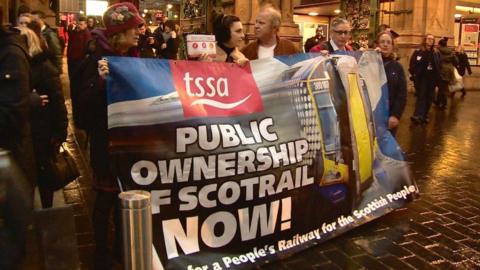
[119,190,153,270]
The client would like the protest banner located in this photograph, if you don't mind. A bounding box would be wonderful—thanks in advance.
[106,51,417,269]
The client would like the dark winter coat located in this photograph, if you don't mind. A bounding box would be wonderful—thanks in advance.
[408,48,441,83]
[77,28,139,192]
[159,34,179,59]
[454,52,472,77]
[138,33,155,58]
[383,56,407,120]
[30,52,68,161]
[41,25,63,73]
[304,35,323,53]
[0,27,36,185]
[309,40,352,53]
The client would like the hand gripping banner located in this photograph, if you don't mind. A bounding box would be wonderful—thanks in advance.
[106,51,417,270]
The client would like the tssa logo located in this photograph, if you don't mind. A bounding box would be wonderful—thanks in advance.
[171,61,263,117]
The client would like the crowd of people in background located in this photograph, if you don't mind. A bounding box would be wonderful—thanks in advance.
[0,1,475,269]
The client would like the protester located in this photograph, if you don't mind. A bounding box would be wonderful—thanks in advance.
[376,31,407,136]
[304,26,325,53]
[17,13,31,27]
[158,20,179,59]
[67,16,92,78]
[76,3,144,268]
[138,24,155,58]
[453,45,472,97]
[241,5,300,59]
[31,10,63,73]
[0,9,35,267]
[436,37,457,109]
[409,34,440,124]
[87,16,96,31]
[153,10,166,57]
[199,14,248,65]
[310,17,352,53]
[17,26,68,208]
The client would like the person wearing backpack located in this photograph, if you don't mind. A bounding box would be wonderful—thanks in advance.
[77,3,144,268]
[31,10,63,74]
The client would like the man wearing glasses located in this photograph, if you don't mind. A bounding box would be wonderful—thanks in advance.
[310,17,352,53]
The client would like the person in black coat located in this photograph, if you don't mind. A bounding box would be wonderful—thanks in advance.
[0,26,36,188]
[0,16,35,269]
[408,34,441,124]
[158,20,179,59]
[31,10,64,74]
[376,31,407,136]
[304,26,325,53]
[18,26,68,208]
[138,24,155,58]
[453,45,472,97]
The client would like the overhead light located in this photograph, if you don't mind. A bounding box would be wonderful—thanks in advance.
[334,9,341,14]
[167,4,173,9]
[174,14,178,18]
[144,9,148,13]
[454,14,462,18]
[142,13,146,17]
[308,12,319,16]
[79,10,84,14]
[456,5,480,14]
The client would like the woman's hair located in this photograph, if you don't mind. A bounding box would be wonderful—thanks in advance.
[421,34,435,49]
[16,26,43,56]
[213,14,241,44]
[27,20,48,52]
[164,20,176,31]
[376,31,395,46]
[108,31,128,51]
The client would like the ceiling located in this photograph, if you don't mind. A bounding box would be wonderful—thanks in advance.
[293,1,340,16]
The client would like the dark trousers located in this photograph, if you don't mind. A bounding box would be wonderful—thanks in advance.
[413,76,436,119]
[93,190,122,269]
[436,80,449,107]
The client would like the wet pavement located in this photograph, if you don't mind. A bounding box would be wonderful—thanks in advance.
[262,92,480,270]
[43,90,480,269]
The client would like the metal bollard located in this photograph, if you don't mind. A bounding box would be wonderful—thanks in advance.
[119,190,152,270]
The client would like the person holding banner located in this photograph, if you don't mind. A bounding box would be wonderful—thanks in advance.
[376,31,407,136]
[199,14,249,65]
[241,5,300,60]
[77,3,144,268]
[310,18,352,54]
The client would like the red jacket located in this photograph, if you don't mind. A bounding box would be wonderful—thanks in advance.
[67,26,92,61]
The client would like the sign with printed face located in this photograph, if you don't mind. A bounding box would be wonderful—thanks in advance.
[105,52,417,270]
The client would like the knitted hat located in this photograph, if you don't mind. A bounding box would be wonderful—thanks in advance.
[103,2,144,37]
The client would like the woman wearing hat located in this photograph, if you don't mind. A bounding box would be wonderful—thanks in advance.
[76,3,144,268]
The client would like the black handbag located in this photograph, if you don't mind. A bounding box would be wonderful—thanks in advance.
[47,145,80,191]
